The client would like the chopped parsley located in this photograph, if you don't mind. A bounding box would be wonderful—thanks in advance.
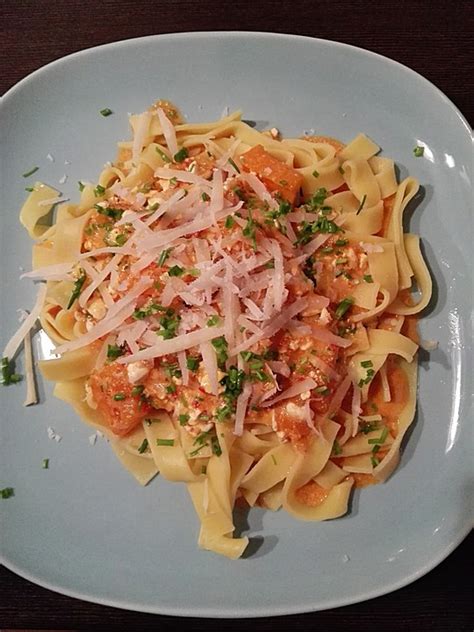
[0,487,14,499]
[137,438,149,454]
[413,145,424,157]
[173,147,189,162]
[67,270,86,309]
[22,166,39,178]
[1,357,22,386]
[99,108,113,117]
[334,296,354,320]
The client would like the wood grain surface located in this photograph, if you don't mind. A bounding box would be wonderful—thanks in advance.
[1,1,472,629]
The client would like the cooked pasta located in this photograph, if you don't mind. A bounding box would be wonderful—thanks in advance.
[4,101,431,558]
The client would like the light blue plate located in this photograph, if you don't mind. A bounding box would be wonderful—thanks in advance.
[0,32,472,617]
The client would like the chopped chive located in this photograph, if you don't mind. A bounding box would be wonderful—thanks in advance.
[211,435,222,456]
[156,438,174,447]
[371,456,380,467]
[157,248,172,267]
[225,215,235,229]
[178,413,190,425]
[0,487,14,499]
[312,169,319,178]
[314,385,330,396]
[332,439,342,456]
[335,257,348,265]
[201,465,207,474]
[113,392,126,401]
[334,296,354,319]
[186,356,200,371]
[168,265,184,277]
[137,439,149,454]
[93,184,106,197]
[321,247,334,254]
[228,157,240,173]
[100,108,113,117]
[107,344,124,360]
[42,458,49,469]
[361,360,373,368]
[338,166,345,175]
[156,147,171,163]
[22,166,39,178]
[78,181,85,192]
[201,192,210,202]
[25,186,34,192]
[131,385,144,397]
[363,274,374,283]
[356,194,367,215]
[1,357,22,386]
[335,238,349,246]
[413,145,424,157]
[169,177,177,186]
[207,315,220,327]
[165,383,176,394]
[66,271,86,309]
[173,147,189,163]
[271,454,277,465]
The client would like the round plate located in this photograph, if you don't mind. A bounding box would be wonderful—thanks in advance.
[0,32,472,617]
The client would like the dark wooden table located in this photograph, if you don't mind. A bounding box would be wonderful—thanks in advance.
[1,1,472,630]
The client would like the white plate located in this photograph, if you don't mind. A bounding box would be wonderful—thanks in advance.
[1,32,472,617]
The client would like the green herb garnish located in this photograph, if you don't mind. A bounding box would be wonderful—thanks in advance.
[225,215,235,229]
[334,296,354,319]
[100,108,113,117]
[186,356,200,371]
[413,145,424,157]
[0,487,14,499]
[168,265,184,277]
[113,392,126,401]
[67,270,86,309]
[93,184,106,197]
[207,315,220,327]
[156,147,171,163]
[356,194,367,215]
[1,357,22,386]
[156,438,175,447]
[212,336,228,368]
[42,458,49,469]
[137,439,149,454]
[107,344,125,360]
[363,274,374,283]
[22,166,39,178]
[173,147,189,163]
[228,157,240,173]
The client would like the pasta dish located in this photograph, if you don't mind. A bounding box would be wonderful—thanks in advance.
[3,101,432,558]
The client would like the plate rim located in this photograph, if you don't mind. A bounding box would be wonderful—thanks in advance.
[1,30,472,618]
